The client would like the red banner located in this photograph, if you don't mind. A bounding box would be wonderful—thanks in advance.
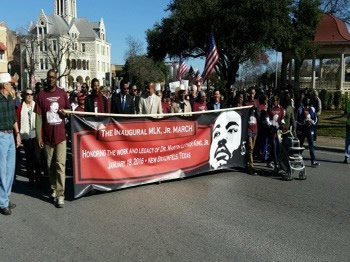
[72,109,249,198]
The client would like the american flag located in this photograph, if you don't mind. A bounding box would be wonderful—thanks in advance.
[176,57,188,81]
[195,70,202,81]
[202,33,219,81]
[188,66,195,79]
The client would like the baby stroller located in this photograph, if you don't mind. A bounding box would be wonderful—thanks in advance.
[275,131,306,181]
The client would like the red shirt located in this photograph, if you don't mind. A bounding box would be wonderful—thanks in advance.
[193,102,208,112]
[268,105,285,138]
[75,106,85,112]
[245,99,259,135]
[34,87,70,145]
[162,102,171,114]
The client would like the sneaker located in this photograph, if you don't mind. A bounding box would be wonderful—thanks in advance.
[344,158,348,164]
[51,191,57,199]
[248,168,258,176]
[57,198,64,208]
[267,162,274,168]
[311,161,320,166]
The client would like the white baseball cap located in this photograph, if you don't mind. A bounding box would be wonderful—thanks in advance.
[0,72,11,84]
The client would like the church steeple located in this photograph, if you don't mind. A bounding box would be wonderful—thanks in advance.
[54,0,77,24]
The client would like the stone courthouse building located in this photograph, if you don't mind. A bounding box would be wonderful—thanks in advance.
[25,0,111,89]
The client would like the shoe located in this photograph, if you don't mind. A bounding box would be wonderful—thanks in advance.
[57,198,64,208]
[249,169,258,176]
[344,158,348,164]
[311,161,320,166]
[8,202,16,209]
[51,190,57,199]
[267,162,274,168]
[0,207,11,215]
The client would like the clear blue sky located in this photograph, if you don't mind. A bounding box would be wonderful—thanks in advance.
[1,0,205,70]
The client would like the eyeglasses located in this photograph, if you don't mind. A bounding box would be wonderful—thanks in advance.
[26,93,33,96]
[132,89,138,92]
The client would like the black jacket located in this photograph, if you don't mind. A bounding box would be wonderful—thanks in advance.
[84,94,109,113]
[207,101,226,110]
[111,93,135,114]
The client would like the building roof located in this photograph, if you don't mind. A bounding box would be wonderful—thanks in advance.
[32,13,101,40]
[314,13,350,43]
[73,18,99,39]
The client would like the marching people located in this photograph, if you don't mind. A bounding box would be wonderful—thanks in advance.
[345,98,350,164]
[207,89,225,110]
[0,72,21,215]
[34,69,70,208]
[74,94,86,112]
[296,94,320,167]
[256,94,269,163]
[139,82,163,115]
[162,97,171,114]
[266,96,285,169]
[244,87,259,175]
[84,78,109,113]
[192,91,208,112]
[111,80,135,114]
[171,85,192,114]
[130,84,140,114]
[16,88,42,185]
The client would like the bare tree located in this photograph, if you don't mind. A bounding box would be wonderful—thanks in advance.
[39,36,75,80]
[321,0,350,22]
[124,36,144,60]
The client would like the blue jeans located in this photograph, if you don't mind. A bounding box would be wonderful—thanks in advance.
[0,133,16,208]
[345,126,350,158]
[298,130,316,163]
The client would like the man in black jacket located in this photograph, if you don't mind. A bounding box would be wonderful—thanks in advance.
[207,89,225,110]
[111,80,135,114]
[84,78,108,113]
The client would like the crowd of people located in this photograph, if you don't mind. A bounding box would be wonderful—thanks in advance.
[0,69,349,215]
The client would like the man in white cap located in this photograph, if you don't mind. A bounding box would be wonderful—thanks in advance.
[171,84,192,114]
[0,72,21,215]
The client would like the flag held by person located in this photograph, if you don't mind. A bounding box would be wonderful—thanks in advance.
[176,57,188,81]
[202,33,219,81]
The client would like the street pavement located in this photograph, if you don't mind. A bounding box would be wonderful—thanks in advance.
[0,149,349,262]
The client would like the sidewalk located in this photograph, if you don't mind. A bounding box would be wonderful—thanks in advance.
[305,136,345,154]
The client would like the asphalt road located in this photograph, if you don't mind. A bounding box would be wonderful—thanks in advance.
[1,150,349,262]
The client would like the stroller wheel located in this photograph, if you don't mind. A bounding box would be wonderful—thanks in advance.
[284,171,293,181]
[299,170,307,180]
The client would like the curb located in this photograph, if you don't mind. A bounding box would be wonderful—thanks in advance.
[305,145,344,154]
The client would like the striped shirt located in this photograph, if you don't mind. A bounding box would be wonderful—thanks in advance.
[0,93,16,130]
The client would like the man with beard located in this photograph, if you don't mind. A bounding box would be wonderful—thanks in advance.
[84,78,108,113]
[34,69,70,208]
[210,111,242,170]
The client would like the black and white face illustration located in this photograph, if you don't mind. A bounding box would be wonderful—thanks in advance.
[47,101,62,125]
[50,101,59,113]
[210,111,242,170]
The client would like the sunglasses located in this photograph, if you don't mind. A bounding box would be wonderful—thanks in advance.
[26,93,33,96]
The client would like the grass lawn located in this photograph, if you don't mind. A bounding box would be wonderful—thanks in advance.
[318,111,347,138]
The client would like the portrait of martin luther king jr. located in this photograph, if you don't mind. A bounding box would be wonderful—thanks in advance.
[210,111,243,170]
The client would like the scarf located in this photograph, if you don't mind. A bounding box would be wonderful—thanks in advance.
[94,92,105,113]
[20,101,36,140]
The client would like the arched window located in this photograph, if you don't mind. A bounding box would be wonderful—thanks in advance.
[82,60,86,70]
[72,59,76,70]
[77,59,82,70]
[87,60,89,70]
[66,59,71,69]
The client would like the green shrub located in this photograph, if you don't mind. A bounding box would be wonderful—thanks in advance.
[333,91,342,109]
[327,92,334,110]
[319,89,328,109]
